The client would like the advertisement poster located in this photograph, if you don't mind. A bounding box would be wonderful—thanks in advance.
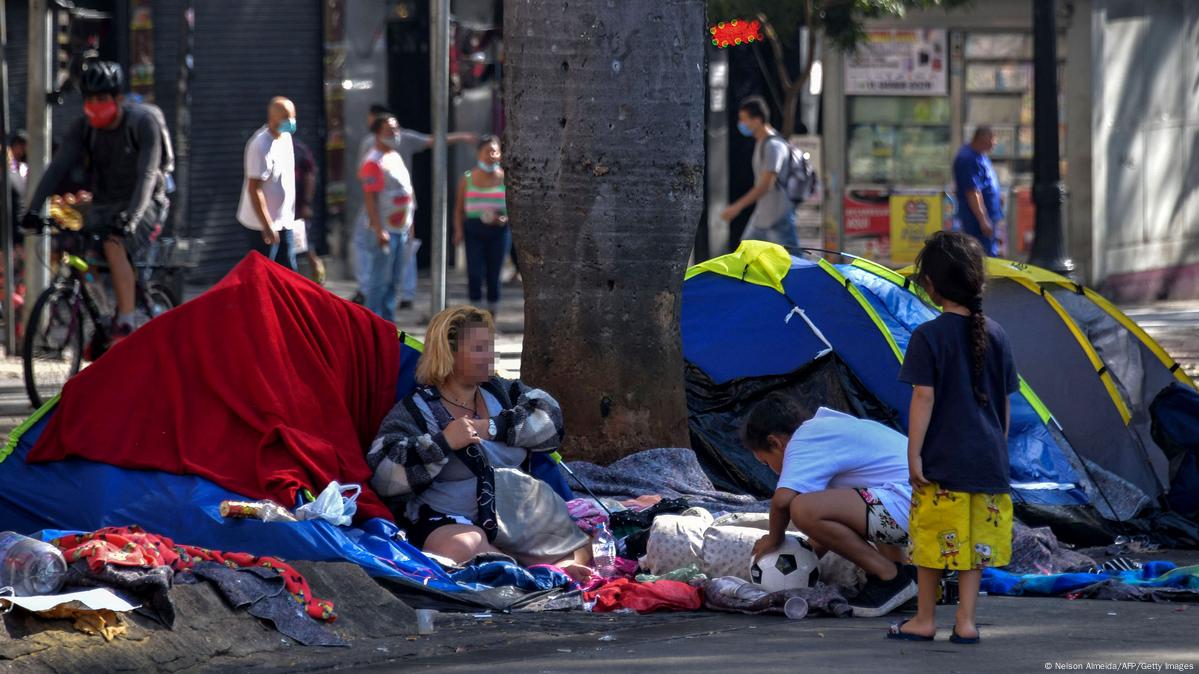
[889,193,943,264]
[843,188,891,261]
[845,29,948,96]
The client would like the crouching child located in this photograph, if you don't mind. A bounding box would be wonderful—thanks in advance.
[743,393,918,618]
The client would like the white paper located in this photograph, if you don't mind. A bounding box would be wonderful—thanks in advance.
[0,588,140,613]
[291,219,309,254]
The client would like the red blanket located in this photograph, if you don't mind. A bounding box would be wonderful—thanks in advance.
[29,253,400,522]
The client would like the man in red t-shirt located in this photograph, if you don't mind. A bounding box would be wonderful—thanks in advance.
[359,114,414,322]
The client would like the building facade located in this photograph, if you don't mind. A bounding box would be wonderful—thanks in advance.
[819,0,1199,300]
[4,0,502,282]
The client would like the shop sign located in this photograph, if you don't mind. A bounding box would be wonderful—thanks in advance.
[845,29,947,96]
[889,193,943,264]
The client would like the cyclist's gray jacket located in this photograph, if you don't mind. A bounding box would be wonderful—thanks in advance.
[27,102,172,227]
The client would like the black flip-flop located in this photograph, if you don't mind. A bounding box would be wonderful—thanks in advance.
[949,626,980,645]
[886,619,934,641]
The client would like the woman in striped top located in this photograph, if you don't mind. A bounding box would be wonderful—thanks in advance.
[454,136,509,317]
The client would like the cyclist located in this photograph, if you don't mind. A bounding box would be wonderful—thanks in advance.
[22,60,173,347]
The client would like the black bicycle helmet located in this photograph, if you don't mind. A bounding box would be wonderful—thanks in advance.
[79,60,123,95]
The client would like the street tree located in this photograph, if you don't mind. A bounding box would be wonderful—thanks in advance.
[708,0,970,136]
[503,0,705,463]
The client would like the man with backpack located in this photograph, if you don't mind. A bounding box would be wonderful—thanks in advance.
[722,96,812,248]
[23,60,173,346]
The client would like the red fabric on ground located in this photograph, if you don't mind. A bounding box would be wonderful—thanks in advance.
[585,578,704,613]
[28,253,400,521]
[52,525,335,621]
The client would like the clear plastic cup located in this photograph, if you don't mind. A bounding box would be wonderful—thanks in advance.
[415,608,437,635]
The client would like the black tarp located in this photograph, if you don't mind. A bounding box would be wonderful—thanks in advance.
[685,353,903,498]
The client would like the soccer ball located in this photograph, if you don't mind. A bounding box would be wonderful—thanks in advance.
[749,534,820,592]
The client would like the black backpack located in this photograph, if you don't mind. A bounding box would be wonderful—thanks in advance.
[767,136,816,204]
[1151,382,1199,462]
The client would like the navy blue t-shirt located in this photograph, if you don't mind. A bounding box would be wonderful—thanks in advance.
[898,312,1019,493]
[953,144,1003,256]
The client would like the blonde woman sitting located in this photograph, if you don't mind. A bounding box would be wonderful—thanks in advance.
[367,305,593,581]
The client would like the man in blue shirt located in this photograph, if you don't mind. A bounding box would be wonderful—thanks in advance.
[952,127,1003,256]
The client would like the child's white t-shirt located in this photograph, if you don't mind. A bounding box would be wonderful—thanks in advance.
[777,407,913,532]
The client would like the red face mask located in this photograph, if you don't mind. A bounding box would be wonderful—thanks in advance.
[83,100,119,128]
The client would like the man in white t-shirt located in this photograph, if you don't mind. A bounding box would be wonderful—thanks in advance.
[742,393,916,618]
[238,96,298,270]
[720,96,799,248]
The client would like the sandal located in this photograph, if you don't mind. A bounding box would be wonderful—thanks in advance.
[886,619,934,641]
[949,626,980,645]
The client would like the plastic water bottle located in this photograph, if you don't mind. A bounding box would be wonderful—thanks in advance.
[0,532,68,596]
[592,523,617,578]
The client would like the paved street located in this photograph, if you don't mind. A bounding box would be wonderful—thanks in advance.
[376,593,1199,674]
[329,548,1199,674]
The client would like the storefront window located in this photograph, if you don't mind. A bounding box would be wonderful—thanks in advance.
[961,31,1067,255]
[847,96,951,185]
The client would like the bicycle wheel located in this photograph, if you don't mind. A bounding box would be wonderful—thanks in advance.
[144,282,178,318]
[23,286,89,408]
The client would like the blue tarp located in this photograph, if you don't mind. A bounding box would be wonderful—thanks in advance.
[840,263,1089,508]
[0,410,468,593]
[981,561,1199,596]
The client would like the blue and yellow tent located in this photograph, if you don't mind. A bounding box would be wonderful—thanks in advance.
[682,241,1089,514]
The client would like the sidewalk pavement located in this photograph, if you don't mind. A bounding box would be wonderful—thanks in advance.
[1120,301,1199,378]
[320,272,527,379]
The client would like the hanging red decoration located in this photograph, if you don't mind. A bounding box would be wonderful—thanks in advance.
[709,19,762,49]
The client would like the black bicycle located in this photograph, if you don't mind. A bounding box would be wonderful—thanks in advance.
[22,217,200,408]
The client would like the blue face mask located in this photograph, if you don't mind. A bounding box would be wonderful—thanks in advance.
[477,161,499,172]
[737,122,753,137]
[277,118,297,135]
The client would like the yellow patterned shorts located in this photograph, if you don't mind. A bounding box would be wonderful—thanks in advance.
[909,482,1013,571]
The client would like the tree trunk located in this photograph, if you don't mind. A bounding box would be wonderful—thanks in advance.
[781,86,800,138]
[503,0,705,463]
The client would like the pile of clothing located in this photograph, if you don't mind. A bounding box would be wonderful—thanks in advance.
[34,525,345,646]
[538,448,859,618]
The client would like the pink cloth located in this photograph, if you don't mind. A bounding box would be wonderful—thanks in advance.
[566,498,608,535]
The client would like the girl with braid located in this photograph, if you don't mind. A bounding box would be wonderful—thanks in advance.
[887,231,1019,645]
